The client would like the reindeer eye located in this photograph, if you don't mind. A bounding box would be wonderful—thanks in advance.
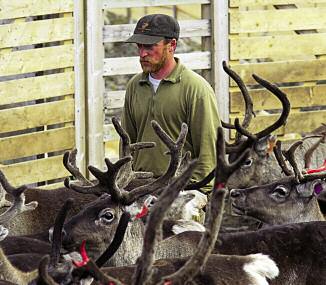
[242,158,253,168]
[272,186,288,198]
[98,209,115,224]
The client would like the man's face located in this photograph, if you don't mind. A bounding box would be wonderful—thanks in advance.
[137,40,170,74]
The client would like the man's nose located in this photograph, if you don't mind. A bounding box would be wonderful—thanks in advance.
[139,47,148,57]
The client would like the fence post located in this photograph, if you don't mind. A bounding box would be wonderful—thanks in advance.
[85,0,105,173]
[214,0,229,127]
[74,0,87,174]
[202,0,229,136]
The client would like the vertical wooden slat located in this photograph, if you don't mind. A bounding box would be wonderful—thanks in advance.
[206,0,229,130]
[86,0,105,171]
[74,0,87,175]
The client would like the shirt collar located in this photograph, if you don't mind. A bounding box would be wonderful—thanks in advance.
[139,57,184,85]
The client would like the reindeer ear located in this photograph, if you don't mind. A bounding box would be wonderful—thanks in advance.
[296,179,326,197]
[312,180,326,196]
[254,135,277,157]
[266,135,277,155]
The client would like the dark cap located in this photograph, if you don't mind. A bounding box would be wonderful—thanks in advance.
[125,14,180,44]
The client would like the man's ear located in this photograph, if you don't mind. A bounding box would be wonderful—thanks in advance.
[170,39,177,52]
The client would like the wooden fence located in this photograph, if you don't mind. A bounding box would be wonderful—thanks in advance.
[229,0,326,139]
[0,0,86,187]
[0,0,325,187]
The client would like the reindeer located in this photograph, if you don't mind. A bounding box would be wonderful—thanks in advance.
[187,62,325,193]
[230,138,326,226]
[41,127,277,285]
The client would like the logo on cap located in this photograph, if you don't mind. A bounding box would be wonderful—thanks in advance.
[139,22,150,32]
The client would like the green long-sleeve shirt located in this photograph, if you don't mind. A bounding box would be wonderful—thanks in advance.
[121,58,220,191]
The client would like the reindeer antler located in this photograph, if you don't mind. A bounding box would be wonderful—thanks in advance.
[227,74,291,154]
[132,160,197,285]
[0,170,38,224]
[63,149,96,191]
[283,140,326,184]
[68,121,188,205]
[112,117,155,188]
[304,134,326,169]
[273,140,294,176]
[50,198,74,267]
[221,61,255,143]
[38,255,59,285]
[152,127,247,285]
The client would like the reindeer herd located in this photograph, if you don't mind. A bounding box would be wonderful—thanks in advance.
[0,62,325,285]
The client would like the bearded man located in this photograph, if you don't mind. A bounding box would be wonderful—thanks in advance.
[121,14,220,192]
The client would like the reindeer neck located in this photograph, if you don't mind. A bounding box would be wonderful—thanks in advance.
[108,218,145,267]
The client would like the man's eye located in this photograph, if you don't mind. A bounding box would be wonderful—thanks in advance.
[137,44,154,49]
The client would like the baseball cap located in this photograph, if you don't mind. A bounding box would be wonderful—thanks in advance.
[125,14,180,45]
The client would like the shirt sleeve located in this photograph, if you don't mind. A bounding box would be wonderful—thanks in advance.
[188,84,221,191]
[120,85,138,158]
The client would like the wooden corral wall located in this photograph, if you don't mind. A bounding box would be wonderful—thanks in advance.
[229,0,326,139]
[0,0,86,188]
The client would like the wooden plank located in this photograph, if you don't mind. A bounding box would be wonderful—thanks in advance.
[0,127,75,161]
[38,181,65,190]
[103,51,211,76]
[105,140,119,162]
[74,0,87,175]
[0,45,74,77]
[0,0,74,20]
[230,59,326,85]
[86,0,105,171]
[103,20,210,43]
[0,72,74,105]
[103,0,210,9]
[104,91,125,109]
[0,17,74,49]
[0,99,75,133]
[230,8,326,33]
[230,84,326,112]
[103,123,119,142]
[230,0,326,7]
[0,155,69,186]
[230,110,326,136]
[212,0,230,126]
[230,33,326,60]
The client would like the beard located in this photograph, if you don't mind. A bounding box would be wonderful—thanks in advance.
[140,46,169,74]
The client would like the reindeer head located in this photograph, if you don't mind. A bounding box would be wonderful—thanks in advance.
[230,138,326,225]
[225,73,290,189]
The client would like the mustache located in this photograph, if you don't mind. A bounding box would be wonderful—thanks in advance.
[140,58,151,63]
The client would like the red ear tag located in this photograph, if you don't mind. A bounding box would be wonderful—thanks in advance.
[72,240,90,267]
[214,182,225,190]
[135,205,149,219]
[306,159,326,174]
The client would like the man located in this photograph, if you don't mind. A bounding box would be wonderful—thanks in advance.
[122,14,220,192]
